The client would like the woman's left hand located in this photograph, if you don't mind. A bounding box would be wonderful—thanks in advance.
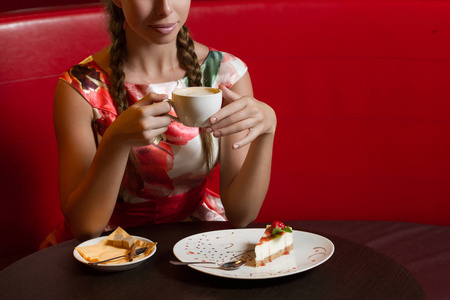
[206,85,276,149]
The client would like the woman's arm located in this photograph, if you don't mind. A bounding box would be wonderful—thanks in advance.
[208,72,277,227]
[54,80,171,240]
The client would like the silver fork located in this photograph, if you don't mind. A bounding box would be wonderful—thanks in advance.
[169,259,246,270]
[88,247,147,265]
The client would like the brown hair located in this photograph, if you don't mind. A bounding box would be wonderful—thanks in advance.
[105,1,214,172]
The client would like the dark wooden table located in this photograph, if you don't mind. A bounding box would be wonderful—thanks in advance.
[1,221,448,299]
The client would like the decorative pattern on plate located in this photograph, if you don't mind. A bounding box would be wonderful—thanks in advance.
[173,229,334,279]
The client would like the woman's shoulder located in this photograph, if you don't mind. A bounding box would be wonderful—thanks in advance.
[61,56,109,91]
[59,47,115,112]
[61,47,110,79]
[91,47,111,74]
[61,47,108,73]
[196,44,248,88]
[194,42,245,65]
[194,41,210,65]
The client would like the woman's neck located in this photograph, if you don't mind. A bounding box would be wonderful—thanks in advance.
[93,34,210,85]
[123,39,185,84]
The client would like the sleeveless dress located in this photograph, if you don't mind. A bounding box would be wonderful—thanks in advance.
[54,49,248,243]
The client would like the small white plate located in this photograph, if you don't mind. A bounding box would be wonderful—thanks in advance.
[73,235,156,272]
[173,228,334,279]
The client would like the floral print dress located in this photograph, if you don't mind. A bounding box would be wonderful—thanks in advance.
[55,49,247,241]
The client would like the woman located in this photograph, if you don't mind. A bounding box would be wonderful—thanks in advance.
[44,0,276,245]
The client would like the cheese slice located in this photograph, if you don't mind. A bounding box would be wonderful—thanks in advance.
[75,227,156,264]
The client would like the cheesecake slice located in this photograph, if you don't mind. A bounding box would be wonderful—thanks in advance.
[254,221,294,267]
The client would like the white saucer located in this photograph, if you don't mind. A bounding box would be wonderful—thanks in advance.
[73,235,156,272]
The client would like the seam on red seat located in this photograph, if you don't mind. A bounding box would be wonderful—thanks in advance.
[0,74,60,85]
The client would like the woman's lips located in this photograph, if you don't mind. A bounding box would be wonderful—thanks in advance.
[150,23,177,35]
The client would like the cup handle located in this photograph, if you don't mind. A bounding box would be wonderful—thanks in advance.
[168,115,179,122]
[150,99,178,145]
[164,99,180,122]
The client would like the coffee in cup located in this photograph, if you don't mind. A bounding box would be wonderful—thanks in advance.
[170,87,222,127]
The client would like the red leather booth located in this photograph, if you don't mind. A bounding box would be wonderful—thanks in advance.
[1,0,450,269]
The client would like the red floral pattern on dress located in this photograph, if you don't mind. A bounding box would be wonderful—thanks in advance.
[50,50,248,244]
[60,50,247,217]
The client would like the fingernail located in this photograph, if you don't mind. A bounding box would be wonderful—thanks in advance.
[210,117,217,124]
[205,127,212,134]
[213,131,221,137]
[233,143,239,149]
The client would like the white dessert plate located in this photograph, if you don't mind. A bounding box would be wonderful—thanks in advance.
[173,228,334,279]
[73,235,156,272]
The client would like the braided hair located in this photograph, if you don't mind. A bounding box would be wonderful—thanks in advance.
[106,1,128,114]
[176,25,214,172]
[105,2,215,172]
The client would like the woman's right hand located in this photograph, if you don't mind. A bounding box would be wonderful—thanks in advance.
[104,92,172,147]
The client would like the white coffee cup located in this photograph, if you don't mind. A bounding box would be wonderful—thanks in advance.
[170,87,222,127]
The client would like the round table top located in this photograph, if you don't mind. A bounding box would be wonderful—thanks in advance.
[1,220,448,299]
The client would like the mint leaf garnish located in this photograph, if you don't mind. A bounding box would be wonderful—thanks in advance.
[271,227,283,235]
[283,226,292,233]
[271,226,292,236]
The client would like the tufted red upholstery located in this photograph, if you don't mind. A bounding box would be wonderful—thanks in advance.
[0,4,110,268]
[1,0,98,13]
[1,0,450,268]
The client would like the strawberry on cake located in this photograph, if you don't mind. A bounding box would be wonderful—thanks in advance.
[254,221,294,267]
